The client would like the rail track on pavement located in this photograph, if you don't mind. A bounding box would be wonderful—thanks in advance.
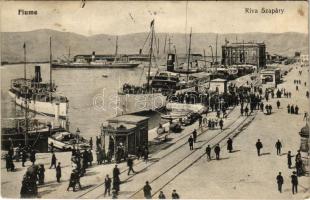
[77,106,250,199]
[130,111,257,199]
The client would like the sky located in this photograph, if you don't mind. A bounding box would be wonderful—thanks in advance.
[1,1,308,36]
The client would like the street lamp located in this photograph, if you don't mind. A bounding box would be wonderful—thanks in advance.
[299,122,309,176]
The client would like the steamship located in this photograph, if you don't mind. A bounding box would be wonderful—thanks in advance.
[118,54,211,115]
[9,40,69,118]
[52,37,140,69]
[117,21,211,115]
[9,66,69,118]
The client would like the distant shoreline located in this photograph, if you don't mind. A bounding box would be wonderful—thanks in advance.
[1,61,49,66]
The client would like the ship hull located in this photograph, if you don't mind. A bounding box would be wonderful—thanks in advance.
[118,81,211,115]
[52,63,139,69]
[1,126,66,152]
[8,91,68,118]
[117,93,167,115]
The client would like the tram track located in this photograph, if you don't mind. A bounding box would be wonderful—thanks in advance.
[77,106,240,199]
[150,112,257,198]
[127,111,256,199]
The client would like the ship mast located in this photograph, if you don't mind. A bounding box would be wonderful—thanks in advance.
[243,40,245,64]
[24,93,29,146]
[203,49,207,68]
[157,38,160,57]
[163,34,167,54]
[23,42,29,146]
[168,37,172,54]
[174,45,178,67]
[114,36,118,62]
[147,20,155,92]
[215,34,218,64]
[49,37,53,92]
[23,42,26,80]
[186,28,192,82]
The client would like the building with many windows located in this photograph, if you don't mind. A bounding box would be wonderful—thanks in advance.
[221,42,266,68]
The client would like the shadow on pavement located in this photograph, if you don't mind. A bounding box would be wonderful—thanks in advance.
[83,171,100,177]
[136,167,148,174]
[148,158,160,162]
[80,184,96,190]
[38,182,61,189]
[218,157,229,160]
[38,189,56,196]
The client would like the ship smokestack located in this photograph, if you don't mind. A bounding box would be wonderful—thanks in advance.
[167,53,175,72]
[34,65,42,82]
[91,51,96,62]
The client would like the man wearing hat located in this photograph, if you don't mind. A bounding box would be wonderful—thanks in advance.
[171,189,180,199]
[291,171,298,194]
[143,181,152,199]
[127,157,135,175]
[276,172,284,193]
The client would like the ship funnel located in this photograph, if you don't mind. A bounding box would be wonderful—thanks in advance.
[34,66,42,82]
[139,49,142,55]
[91,51,96,62]
[167,53,175,72]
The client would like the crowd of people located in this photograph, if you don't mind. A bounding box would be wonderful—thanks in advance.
[3,63,307,199]
[143,181,181,199]
[17,146,62,197]
[287,104,300,114]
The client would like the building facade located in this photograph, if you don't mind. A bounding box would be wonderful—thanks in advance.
[209,78,228,94]
[221,42,266,68]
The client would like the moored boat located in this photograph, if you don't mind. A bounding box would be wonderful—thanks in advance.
[9,67,69,118]
[9,40,69,118]
[48,131,90,151]
[117,21,211,115]
[1,118,65,152]
[52,61,140,69]
[52,37,140,69]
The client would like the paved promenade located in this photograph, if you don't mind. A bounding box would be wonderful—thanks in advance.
[157,63,309,199]
[1,63,308,199]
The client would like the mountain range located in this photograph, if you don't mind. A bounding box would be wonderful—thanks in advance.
[1,29,308,63]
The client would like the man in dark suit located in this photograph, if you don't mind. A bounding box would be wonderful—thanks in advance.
[56,162,61,183]
[206,145,211,160]
[104,174,112,197]
[256,139,263,156]
[188,136,194,150]
[127,157,135,175]
[276,172,284,193]
[214,144,221,160]
[291,171,298,194]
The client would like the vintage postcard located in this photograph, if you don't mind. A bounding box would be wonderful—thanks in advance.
[0,1,309,199]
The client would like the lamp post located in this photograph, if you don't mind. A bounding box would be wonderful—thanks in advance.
[220,98,224,112]
[299,122,309,176]
[100,123,106,151]
[76,128,80,150]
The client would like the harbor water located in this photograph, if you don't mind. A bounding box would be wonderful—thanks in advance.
[1,63,162,139]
